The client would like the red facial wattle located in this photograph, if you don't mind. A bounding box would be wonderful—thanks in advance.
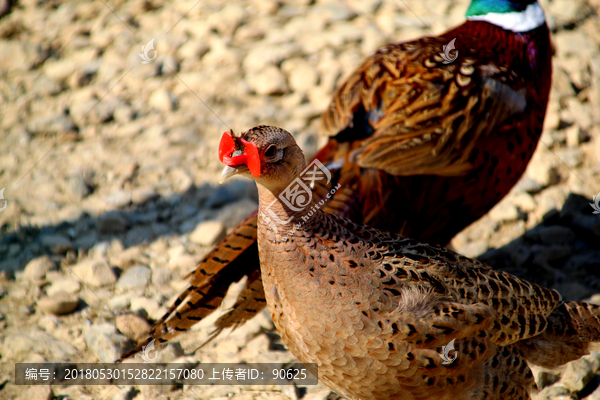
[218,131,261,178]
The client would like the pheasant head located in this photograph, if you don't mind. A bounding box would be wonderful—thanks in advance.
[219,125,305,192]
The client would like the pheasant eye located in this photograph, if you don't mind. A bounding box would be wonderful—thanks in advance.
[264,145,277,158]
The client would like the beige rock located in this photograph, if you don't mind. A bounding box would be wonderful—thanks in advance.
[16,386,53,400]
[565,97,593,130]
[0,40,47,71]
[489,200,520,222]
[565,125,584,148]
[302,388,336,400]
[23,255,56,281]
[589,385,600,400]
[543,97,560,131]
[283,59,318,93]
[454,240,488,259]
[246,66,288,95]
[347,0,382,14]
[115,313,151,342]
[190,220,227,246]
[46,278,81,296]
[307,86,331,111]
[84,324,129,363]
[37,315,60,332]
[177,40,209,60]
[149,88,177,112]
[511,192,538,213]
[243,43,301,72]
[562,357,595,391]
[37,292,79,315]
[44,58,78,81]
[70,258,117,287]
[208,4,247,37]
[526,152,559,187]
[130,296,161,318]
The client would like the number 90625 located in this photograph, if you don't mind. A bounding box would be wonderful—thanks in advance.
[272,368,307,380]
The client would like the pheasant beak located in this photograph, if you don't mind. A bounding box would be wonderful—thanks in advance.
[220,163,248,184]
[218,131,260,183]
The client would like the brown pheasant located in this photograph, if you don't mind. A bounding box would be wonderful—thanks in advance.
[218,125,600,400]
[121,0,553,359]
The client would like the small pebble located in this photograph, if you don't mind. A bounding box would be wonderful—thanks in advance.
[111,386,138,400]
[489,201,520,222]
[38,292,79,315]
[131,187,158,205]
[71,258,117,287]
[155,342,185,363]
[190,220,227,246]
[38,315,60,332]
[18,304,34,315]
[84,324,130,362]
[115,313,151,342]
[16,386,54,400]
[116,265,152,290]
[561,355,595,391]
[23,255,56,281]
[46,278,81,296]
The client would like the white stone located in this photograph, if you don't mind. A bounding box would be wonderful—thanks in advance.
[38,292,79,315]
[246,66,288,95]
[47,278,81,296]
[116,265,152,290]
[71,258,117,287]
[84,324,129,362]
[190,220,227,246]
[23,255,56,281]
[149,88,176,112]
[283,59,318,93]
[115,313,151,342]
[489,200,520,222]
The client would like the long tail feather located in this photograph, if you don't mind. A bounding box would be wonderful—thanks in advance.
[517,301,600,369]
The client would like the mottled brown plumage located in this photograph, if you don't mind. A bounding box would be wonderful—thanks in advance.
[219,126,600,400]
[121,0,553,360]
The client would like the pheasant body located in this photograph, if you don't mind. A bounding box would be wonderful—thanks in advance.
[320,20,552,240]
[258,208,540,399]
[223,125,600,400]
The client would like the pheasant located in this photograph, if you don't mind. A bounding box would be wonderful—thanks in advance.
[120,0,553,359]
[218,125,600,400]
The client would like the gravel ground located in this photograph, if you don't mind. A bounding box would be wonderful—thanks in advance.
[1,0,600,399]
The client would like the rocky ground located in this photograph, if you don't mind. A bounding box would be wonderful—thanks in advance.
[0,0,600,399]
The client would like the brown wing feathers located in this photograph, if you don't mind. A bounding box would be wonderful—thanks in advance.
[123,22,550,361]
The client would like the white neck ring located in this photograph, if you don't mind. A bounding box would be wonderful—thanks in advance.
[467,2,545,33]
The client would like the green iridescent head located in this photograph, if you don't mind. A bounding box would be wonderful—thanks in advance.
[466,0,537,17]
[465,0,545,32]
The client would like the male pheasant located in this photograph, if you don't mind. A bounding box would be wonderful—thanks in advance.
[219,125,600,400]
[121,0,553,359]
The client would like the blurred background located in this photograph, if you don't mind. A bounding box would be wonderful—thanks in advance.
[0,0,599,399]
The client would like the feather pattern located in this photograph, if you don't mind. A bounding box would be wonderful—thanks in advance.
[121,13,552,361]
[239,125,599,400]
